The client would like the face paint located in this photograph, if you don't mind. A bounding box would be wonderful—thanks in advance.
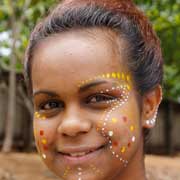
[78,72,131,88]
[77,167,82,180]
[34,111,49,160]
[42,153,46,159]
[34,112,46,120]
[81,73,136,167]
[77,72,135,172]
[63,166,71,178]
[89,164,103,176]
[40,130,44,136]
[35,72,136,179]
[102,115,136,167]
[41,138,47,145]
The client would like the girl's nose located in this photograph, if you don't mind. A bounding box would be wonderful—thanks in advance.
[57,113,92,137]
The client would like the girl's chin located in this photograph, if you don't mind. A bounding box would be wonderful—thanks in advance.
[54,168,104,180]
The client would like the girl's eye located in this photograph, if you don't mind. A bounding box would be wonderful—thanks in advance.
[39,100,64,111]
[86,94,116,104]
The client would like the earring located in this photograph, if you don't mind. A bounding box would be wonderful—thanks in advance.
[146,109,158,126]
[146,95,162,126]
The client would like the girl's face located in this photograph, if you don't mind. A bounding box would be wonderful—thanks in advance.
[32,29,143,180]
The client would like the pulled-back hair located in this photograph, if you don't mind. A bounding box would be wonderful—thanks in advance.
[24,0,163,96]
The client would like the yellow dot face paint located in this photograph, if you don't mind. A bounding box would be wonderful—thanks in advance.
[34,112,46,120]
[78,72,132,89]
[106,73,110,78]
[130,125,135,131]
[41,116,46,120]
[36,114,40,118]
[111,72,116,78]
[126,75,131,82]
[89,164,103,176]
[117,73,121,79]
[112,118,117,123]
[42,138,47,145]
[120,146,126,153]
[63,166,71,178]
[121,73,125,80]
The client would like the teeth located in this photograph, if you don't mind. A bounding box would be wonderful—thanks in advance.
[69,151,89,157]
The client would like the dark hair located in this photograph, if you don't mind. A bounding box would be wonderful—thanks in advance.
[24,0,163,96]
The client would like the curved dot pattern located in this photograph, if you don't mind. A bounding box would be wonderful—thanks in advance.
[99,85,130,105]
[97,85,136,167]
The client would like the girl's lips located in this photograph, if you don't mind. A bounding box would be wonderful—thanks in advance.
[56,144,107,165]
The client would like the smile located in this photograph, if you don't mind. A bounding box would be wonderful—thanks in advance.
[56,144,107,164]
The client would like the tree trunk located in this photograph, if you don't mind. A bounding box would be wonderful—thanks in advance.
[2,0,32,152]
[2,7,17,153]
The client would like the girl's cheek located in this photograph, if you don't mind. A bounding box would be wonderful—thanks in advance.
[97,106,139,165]
[33,112,55,159]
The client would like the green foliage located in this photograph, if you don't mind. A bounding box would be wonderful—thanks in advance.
[0,0,180,102]
[0,0,57,73]
[135,0,180,102]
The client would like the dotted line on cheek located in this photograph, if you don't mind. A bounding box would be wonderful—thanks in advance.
[101,90,130,137]
[109,139,129,166]
[99,89,131,167]
[102,100,129,166]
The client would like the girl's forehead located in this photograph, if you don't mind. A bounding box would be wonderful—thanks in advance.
[31,29,130,87]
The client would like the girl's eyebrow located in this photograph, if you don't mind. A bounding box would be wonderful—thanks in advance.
[79,80,109,92]
[33,90,59,98]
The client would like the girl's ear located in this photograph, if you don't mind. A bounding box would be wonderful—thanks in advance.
[141,85,162,129]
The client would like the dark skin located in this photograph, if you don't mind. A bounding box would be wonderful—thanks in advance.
[31,28,162,180]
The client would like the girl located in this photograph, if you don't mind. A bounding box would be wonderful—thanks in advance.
[24,0,163,180]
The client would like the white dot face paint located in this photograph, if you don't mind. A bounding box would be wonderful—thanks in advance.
[93,79,138,168]
[42,154,46,159]
[132,136,136,142]
[77,167,82,180]
[108,131,114,137]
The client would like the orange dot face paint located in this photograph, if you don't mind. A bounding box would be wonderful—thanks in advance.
[40,130,44,136]
[43,145,48,151]
[113,141,118,147]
